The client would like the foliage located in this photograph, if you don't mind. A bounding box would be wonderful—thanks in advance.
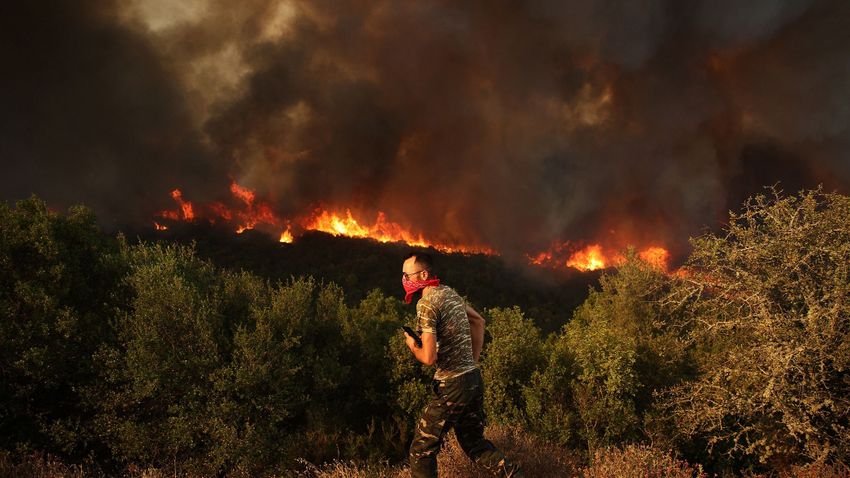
[147,226,596,334]
[521,254,691,451]
[480,306,546,426]
[91,243,411,474]
[3,190,850,476]
[661,189,850,466]
[0,197,420,474]
[0,197,126,460]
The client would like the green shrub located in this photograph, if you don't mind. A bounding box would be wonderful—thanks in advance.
[480,306,546,426]
[525,255,689,451]
[91,242,230,472]
[523,334,580,447]
[566,299,640,449]
[0,197,126,460]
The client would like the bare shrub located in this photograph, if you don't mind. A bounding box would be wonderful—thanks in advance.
[745,460,850,478]
[661,189,850,464]
[301,425,579,478]
[0,452,87,478]
[580,444,706,478]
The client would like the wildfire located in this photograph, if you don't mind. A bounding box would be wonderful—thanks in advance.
[302,209,493,254]
[530,242,671,272]
[638,246,670,271]
[303,209,432,247]
[279,227,294,243]
[153,181,492,254]
[159,189,195,221]
[152,182,671,272]
[228,182,283,233]
[566,244,607,271]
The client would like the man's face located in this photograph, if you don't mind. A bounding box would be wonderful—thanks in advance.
[402,256,428,282]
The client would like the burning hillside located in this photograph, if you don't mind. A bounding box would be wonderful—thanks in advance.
[156,181,666,271]
[529,243,671,272]
[4,1,850,272]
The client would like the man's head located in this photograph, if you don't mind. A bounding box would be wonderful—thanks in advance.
[402,252,434,282]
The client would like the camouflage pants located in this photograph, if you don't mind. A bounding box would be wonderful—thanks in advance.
[409,368,522,478]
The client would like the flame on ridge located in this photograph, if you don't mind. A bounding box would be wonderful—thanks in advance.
[530,243,671,272]
[155,182,492,254]
[155,182,669,270]
[302,209,493,254]
[159,189,194,221]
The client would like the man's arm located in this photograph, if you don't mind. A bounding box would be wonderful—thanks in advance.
[465,304,485,362]
[405,331,437,366]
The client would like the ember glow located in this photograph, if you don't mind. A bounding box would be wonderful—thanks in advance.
[530,242,671,272]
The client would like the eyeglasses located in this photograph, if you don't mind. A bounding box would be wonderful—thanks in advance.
[402,269,426,280]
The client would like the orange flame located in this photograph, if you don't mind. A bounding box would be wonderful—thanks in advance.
[305,209,373,238]
[172,189,195,220]
[638,246,670,271]
[153,182,672,271]
[279,227,294,243]
[566,244,607,271]
[301,209,493,254]
[158,188,195,221]
[224,181,283,233]
[230,182,256,205]
[531,242,671,272]
[153,182,493,254]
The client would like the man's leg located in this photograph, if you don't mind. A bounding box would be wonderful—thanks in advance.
[454,370,523,477]
[409,380,462,478]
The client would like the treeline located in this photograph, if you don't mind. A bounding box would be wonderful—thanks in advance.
[134,223,598,335]
[1,189,848,476]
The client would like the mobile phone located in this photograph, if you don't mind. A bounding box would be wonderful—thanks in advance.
[401,326,423,347]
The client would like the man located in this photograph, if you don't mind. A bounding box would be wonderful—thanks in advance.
[401,252,523,478]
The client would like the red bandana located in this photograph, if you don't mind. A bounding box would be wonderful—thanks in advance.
[402,276,440,304]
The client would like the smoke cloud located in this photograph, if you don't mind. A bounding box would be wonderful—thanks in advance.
[2,0,848,257]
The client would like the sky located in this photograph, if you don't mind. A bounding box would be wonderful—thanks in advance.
[2,0,849,260]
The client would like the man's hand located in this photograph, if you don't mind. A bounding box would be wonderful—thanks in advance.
[406,331,437,366]
[404,330,418,350]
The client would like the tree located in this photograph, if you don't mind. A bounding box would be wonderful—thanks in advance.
[662,188,850,466]
[523,253,691,451]
[92,242,230,471]
[481,306,546,426]
[0,197,125,461]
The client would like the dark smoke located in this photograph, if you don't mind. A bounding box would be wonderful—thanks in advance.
[0,1,228,226]
[2,0,849,258]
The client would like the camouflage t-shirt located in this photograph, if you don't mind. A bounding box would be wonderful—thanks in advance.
[415,284,477,380]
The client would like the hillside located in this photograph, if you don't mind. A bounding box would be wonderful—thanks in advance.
[130,224,601,333]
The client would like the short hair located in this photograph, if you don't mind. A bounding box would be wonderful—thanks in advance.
[405,251,434,272]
